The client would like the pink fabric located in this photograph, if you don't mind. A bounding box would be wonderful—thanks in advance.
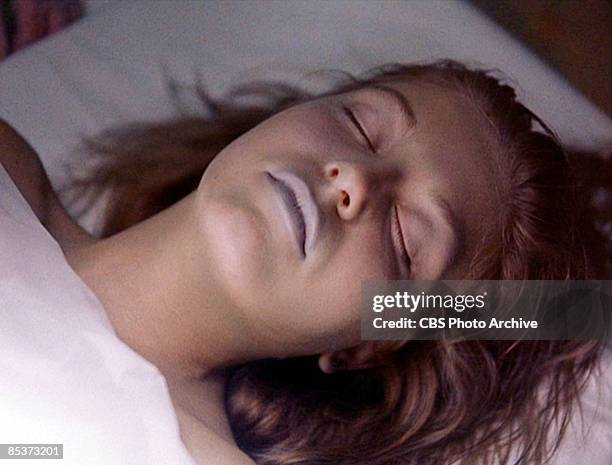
[0,0,82,60]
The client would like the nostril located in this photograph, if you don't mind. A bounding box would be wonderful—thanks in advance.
[341,191,350,207]
[328,167,339,178]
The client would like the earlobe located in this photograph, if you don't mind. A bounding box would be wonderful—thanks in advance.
[318,352,336,374]
[318,342,380,374]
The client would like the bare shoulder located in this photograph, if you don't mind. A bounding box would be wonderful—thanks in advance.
[0,120,94,249]
[175,405,257,465]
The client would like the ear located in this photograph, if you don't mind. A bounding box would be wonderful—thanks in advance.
[318,342,381,374]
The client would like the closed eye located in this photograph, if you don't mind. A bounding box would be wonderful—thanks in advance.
[342,106,376,153]
[392,205,411,276]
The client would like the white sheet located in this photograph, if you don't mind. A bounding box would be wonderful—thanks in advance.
[0,163,195,464]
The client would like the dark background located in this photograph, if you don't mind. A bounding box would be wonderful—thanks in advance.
[470,0,612,117]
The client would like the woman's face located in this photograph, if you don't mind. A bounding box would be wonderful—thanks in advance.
[194,78,501,356]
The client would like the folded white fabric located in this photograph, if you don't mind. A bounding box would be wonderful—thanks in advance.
[0,163,195,465]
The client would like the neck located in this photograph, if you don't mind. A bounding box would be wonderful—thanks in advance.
[64,193,266,382]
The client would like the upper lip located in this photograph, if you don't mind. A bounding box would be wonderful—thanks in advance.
[266,170,320,257]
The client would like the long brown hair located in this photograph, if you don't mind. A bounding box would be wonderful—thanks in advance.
[65,60,610,465]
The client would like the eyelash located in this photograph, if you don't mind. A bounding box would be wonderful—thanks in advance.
[342,106,377,153]
[392,205,412,275]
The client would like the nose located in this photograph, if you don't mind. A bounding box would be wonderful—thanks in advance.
[324,160,376,221]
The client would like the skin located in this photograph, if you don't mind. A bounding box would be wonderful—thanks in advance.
[0,79,502,465]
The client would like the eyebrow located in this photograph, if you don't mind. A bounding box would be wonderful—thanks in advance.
[365,83,417,126]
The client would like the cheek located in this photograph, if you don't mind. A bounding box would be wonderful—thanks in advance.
[287,234,390,345]
[196,191,279,309]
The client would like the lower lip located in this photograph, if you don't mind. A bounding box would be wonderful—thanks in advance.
[266,172,307,258]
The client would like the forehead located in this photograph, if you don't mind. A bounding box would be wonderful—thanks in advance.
[379,79,503,276]
[379,78,495,155]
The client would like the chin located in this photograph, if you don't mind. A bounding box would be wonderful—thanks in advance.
[198,193,277,304]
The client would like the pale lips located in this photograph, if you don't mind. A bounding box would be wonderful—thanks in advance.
[266,170,320,258]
